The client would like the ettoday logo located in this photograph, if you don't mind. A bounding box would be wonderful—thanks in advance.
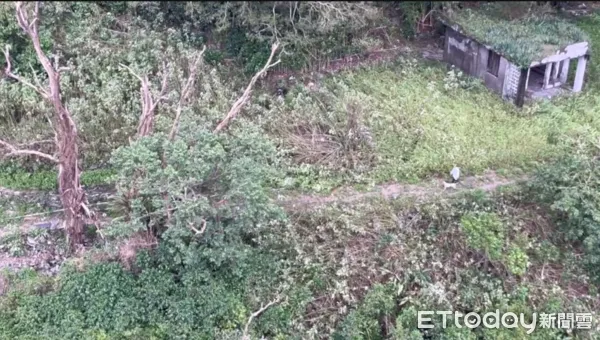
[418,310,593,334]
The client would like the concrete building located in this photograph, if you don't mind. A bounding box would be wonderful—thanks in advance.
[438,10,590,107]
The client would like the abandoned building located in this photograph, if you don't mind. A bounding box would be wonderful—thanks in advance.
[438,8,590,107]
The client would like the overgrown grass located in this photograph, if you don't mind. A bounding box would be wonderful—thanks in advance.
[271,57,600,191]
[269,185,598,337]
[267,11,600,192]
[575,13,600,87]
[342,63,560,181]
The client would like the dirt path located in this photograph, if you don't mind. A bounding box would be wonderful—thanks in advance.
[0,170,526,272]
[266,39,443,92]
[1,170,524,216]
[278,170,526,211]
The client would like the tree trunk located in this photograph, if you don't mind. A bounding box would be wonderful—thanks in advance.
[56,115,86,247]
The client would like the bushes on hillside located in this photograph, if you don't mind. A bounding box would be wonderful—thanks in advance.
[108,123,285,262]
[0,247,310,339]
[529,151,600,282]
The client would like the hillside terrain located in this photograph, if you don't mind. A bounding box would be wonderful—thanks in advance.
[0,2,600,339]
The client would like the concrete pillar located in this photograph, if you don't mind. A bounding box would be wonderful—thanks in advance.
[573,55,587,93]
[552,61,560,81]
[543,63,552,89]
[559,59,570,84]
[524,68,531,90]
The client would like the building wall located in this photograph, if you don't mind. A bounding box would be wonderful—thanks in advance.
[502,62,522,101]
[443,27,511,98]
[444,28,480,76]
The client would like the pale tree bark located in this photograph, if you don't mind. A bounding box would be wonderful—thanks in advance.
[117,62,168,230]
[169,46,206,141]
[119,62,169,138]
[1,2,92,249]
[121,46,206,140]
[214,41,280,133]
[242,294,283,340]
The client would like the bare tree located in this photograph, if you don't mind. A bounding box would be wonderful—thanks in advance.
[169,46,206,141]
[0,2,92,249]
[124,40,280,140]
[120,62,169,138]
[117,40,280,236]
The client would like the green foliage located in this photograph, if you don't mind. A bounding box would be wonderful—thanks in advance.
[108,123,285,268]
[393,307,425,340]
[504,244,529,276]
[131,1,388,72]
[2,179,599,339]
[529,152,600,282]
[239,38,271,75]
[268,58,582,187]
[459,208,531,276]
[461,212,505,261]
[2,4,600,340]
[575,13,600,88]
[0,246,309,339]
[334,283,399,340]
[395,2,428,39]
[443,3,589,67]
[265,79,377,186]
[203,48,224,66]
[0,3,51,76]
[443,66,481,91]
[0,164,114,190]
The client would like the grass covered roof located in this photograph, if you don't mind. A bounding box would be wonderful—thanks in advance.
[439,3,589,67]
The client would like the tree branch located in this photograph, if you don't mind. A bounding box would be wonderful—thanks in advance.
[120,62,170,137]
[169,46,206,141]
[15,2,58,91]
[187,218,207,236]
[0,139,58,163]
[4,45,48,97]
[242,295,283,339]
[17,139,54,148]
[213,41,280,133]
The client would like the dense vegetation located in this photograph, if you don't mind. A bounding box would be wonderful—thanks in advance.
[0,1,599,339]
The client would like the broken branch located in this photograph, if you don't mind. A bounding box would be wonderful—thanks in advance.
[242,295,283,339]
[188,218,207,236]
[0,139,58,163]
[17,139,54,148]
[169,46,206,141]
[4,45,48,97]
[213,41,280,133]
[120,62,170,137]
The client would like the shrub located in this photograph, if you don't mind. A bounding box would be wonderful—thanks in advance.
[529,152,600,282]
[333,283,399,340]
[460,212,505,261]
[108,122,285,270]
[504,244,529,276]
[0,246,309,339]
